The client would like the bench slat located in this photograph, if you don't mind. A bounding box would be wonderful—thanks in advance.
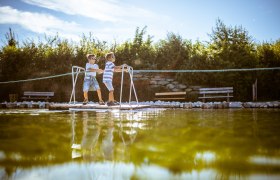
[199,87,233,91]
[154,91,186,101]
[24,91,54,96]
[155,97,186,100]
[22,97,51,99]
[155,92,186,96]
[198,96,233,99]
[199,90,233,94]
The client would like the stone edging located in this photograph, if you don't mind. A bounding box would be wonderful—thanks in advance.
[0,101,279,109]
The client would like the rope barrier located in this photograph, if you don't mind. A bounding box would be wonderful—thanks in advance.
[133,67,280,73]
[0,72,73,84]
[0,67,279,84]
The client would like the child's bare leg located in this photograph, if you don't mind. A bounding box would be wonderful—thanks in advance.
[84,91,88,100]
[83,91,89,105]
[96,89,103,102]
[109,91,114,102]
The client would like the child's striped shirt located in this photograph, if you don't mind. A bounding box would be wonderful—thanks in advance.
[103,61,115,82]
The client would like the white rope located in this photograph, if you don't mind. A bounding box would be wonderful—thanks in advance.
[0,72,73,84]
[133,67,280,73]
[0,67,279,84]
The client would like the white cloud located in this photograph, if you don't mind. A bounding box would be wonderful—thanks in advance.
[22,0,160,23]
[0,5,141,44]
[0,6,83,41]
[0,1,171,44]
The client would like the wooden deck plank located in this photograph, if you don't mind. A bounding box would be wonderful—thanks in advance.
[49,103,150,110]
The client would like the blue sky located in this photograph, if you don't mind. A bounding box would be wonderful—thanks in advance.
[0,0,279,45]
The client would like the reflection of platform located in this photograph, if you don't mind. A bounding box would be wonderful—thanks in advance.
[49,103,150,110]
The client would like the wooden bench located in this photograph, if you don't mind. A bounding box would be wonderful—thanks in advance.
[198,87,233,102]
[155,92,186,101]
[22,91,54,101]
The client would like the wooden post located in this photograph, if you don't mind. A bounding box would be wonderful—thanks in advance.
[255,79,257,101]
[9,94,18,102]
[203,93,205,103]
[252,79,257,101]
[252,84,255,101]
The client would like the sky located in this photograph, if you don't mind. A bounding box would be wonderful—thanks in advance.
[0,0,280,46]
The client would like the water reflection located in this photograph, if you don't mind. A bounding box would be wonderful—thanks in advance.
[70,109,164,162]
[0,109,280,179]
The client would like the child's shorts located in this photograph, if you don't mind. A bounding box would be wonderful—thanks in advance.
[83,77,100,92]
[103,81,114,91]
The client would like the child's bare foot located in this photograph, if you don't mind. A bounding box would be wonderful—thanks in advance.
[83,99,88,105]
[99,100,105,105]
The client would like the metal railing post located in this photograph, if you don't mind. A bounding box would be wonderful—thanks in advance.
[69,66,85,104]
[119,65,125,107]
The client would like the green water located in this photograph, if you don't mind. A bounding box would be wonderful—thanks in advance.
[0,108,280,179]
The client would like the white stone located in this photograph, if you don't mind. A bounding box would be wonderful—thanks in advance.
[177,84,187,89]
[166,84,175,89]
[149,81,157,85]
[157,80,169,85]
[229,102,243,108]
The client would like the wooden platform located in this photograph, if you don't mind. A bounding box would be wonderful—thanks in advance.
[49,103,150,111]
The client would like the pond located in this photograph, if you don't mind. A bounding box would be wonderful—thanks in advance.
[0,108,280,179]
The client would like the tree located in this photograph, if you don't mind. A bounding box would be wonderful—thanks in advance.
[115,26,156,69]
[256,40,280,100]
[5,28,17,47]
[257,40,280,67]
[155,33,191,70]
[208,18,257,68]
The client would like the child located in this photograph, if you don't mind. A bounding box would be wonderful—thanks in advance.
[83,54,105,105]
[103,52,125,106]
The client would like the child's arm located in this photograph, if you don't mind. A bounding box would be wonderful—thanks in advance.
[114,65,128,72]
[87,68,103,74]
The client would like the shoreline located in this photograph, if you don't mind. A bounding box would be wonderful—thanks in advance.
[0,101,279,110]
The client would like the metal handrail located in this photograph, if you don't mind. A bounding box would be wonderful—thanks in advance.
[69,65,138,107]
[69,66,85,104]
[119,64,139,107]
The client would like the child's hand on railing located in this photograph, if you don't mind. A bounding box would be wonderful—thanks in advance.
[97,69,104,74]
[121,64,130,72]
[121,64,128,68]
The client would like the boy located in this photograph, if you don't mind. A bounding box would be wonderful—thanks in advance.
[103,52,125,106]
[83,54,105,105]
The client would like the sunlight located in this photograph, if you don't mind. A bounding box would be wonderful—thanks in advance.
[194,151,216,164]
[250,156,280,166]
